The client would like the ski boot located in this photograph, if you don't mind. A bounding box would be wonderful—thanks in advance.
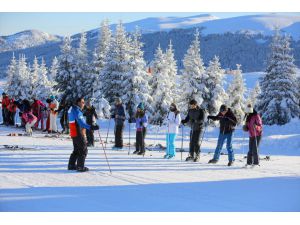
[68,165,77,170]
[77,167,89,172]
[185,155,194,161]
[194,154,200,162]
[208,159,218,164]
[227,161,234,166]
[132,150,139,154]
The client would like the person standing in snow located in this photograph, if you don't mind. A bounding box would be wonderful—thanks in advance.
[7,98,17,126]
[56,99,70,134]
[1,92,10,125]
[111,98,126,149]
[181,99,205,162]
[48,95,59,133]
[68,97,99,172]
[164,103,181,159]
[207,104,237,166]
[243,104,263,168]
[83,99,98,147]
[132,103,148,155]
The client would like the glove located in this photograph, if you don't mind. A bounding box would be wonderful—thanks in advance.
[181,119,185,125]
[111,114,115,119]
[139,121,143,127]
[128,118,133,123]
[19,112,23,117]
[207,115,212,120]
[91,124,99,131]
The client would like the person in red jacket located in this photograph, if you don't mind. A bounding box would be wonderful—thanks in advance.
[1,92,10,125]
[21,109,37,136]
[7,98,17,126]
[243,104,263,168]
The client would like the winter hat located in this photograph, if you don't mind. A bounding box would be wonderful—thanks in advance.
[219,104,228,112]
[50,95,55,100]
[245,104,254,114]
[115,97,122,104]
[2,92,7,96]
[137,102,145,111]
[189,99,197,105]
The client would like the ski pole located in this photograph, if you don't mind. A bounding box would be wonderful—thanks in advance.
[253,124,259,163]
[199,123,207,152]
[128,120,131,155]
[180,125,184,161]
[97,128,112,174]
[104,117,111,150]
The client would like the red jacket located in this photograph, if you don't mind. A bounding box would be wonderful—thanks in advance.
[2,96,10,108]
[32,100,46,116]
[7,99,17,113]
[246,113,263,137]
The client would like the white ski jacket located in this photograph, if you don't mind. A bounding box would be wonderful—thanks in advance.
[166,111,181,134]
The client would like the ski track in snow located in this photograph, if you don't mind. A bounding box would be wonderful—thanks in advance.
[0,121,300,211]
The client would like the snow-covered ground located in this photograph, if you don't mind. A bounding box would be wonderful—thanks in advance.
[0,119,300,212]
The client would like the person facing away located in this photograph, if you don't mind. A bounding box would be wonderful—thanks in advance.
[243,103,263,168]
[68,97,99,172]
[207,104,237,166]
[48,95,59,133]
[111,97,126,149]
[83,99,98,147]
[164,103,181,159]
[181,99,205,162]
[132,102,148,155]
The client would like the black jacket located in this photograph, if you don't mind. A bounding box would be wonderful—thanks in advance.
[111,104,126,126]
[182,106,205,131]
[83,106,98,125]
[209,108,237,134]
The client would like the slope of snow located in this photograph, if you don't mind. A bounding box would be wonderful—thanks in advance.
[0,30,62,53]
[0,118,300,212]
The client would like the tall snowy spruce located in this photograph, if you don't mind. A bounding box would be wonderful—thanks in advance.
[247,81,261,107]
[256,31,300,125]
[33,58,52,100]
[100,21,132,104]
[149,45,173,125]
[49,56,58,82]
[179,29,206,113]
[92,20,112,108]
[203,55,227,115]
[227,64,246,124]
[165,40,178,101]
[6,55,32,100]
[121,27,153,119]
[54,36,76,103]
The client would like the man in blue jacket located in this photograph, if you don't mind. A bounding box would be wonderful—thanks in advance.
[68,97,99,172]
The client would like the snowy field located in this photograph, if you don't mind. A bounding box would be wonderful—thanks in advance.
[0,119,300,212]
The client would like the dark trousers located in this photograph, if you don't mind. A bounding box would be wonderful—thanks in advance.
[115,124,124,147]
[8,111,16,125]
[2,108,8,124]
[189,129,202,157]
[136,127,146,153]
[60,113,69,131]
[68,136,88,169]
[247,136,261,165]
[86,129,94,146]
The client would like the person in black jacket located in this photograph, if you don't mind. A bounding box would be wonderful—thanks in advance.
[181,99,205,162]
[207,104,237,166]
[111,97,126,149]
[83,100,98,147]
[56,99,70,134]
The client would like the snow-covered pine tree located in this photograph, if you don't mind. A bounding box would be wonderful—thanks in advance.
[204,55,227,115]
[34,58,52,100]
[74,32,94,100]
[28,56,40,98]
[7,55,32,100]
[165,40,178,101]
[227,64,246,124]
[100,21,131,105]
[120,27,153,119]
[5,54,17,97]
[179,29,206,114]
[92,20,112,110]
[49,56,58,82]
[149,45,173,125]
[54,36,76,103]
[256,31,300,125]
[247,81,261,108]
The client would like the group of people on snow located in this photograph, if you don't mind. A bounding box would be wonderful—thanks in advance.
[1,92,263,172]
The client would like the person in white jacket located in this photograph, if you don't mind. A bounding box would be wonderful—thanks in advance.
[164,103,181,159]
[48,95,59,133]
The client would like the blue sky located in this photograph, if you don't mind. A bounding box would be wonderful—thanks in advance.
[0,12,297,36]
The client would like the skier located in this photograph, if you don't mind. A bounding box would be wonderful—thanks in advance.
[207,104,237,166]
[243,104,263,168]
[111,98,126,149]
[56,99,70,134]
[68,97,99,172]
[83,99,98,147]
[181,99,205,162]
[1,92,10,125]
[21,109,37,136]
[164,103,181,159]
[31,98,46,130]
[132,103,148,155]
[7,98,17,126]
[48,95,59,133]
